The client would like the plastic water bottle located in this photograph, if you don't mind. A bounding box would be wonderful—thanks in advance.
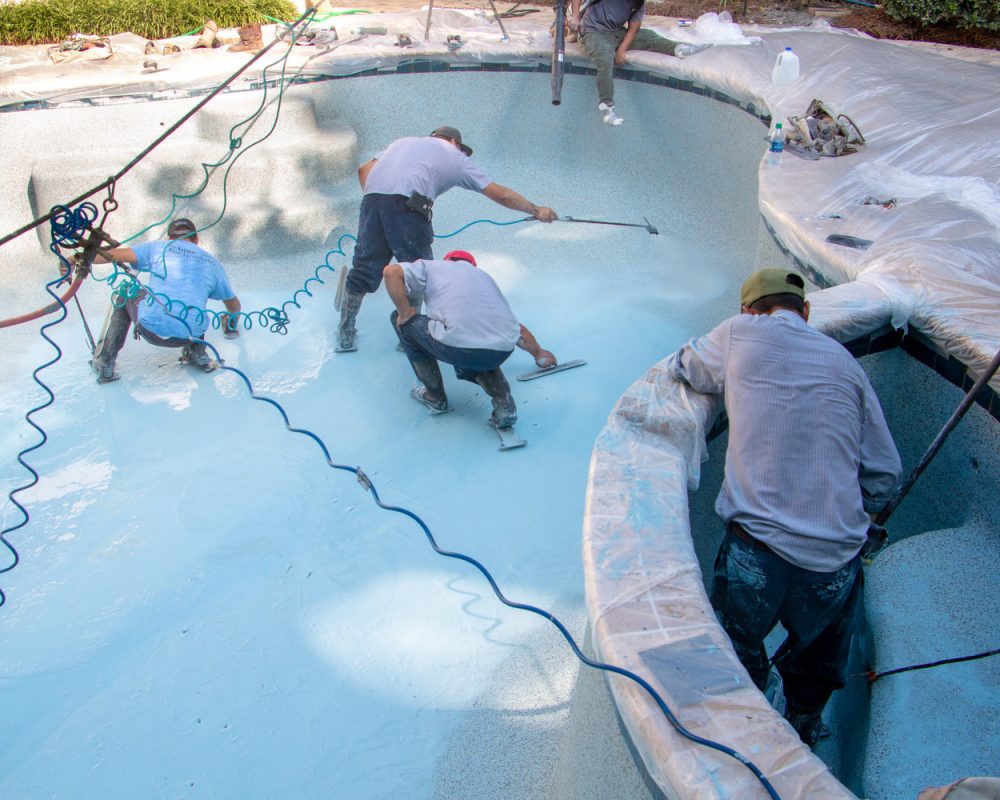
[771,47,800,85]
[351,25,387,35]
[768,122,784,166]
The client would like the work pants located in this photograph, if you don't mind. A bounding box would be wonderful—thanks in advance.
[392,312,512,378]
[91,293,198,371]
[347,193,434,295]
[711,526,863,717]
[580,28,681,106]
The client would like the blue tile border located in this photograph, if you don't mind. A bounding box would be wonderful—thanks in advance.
[0,56,771,122]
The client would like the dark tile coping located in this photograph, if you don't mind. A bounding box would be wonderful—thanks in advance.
[0,56,769,121]
[4,57,993,420]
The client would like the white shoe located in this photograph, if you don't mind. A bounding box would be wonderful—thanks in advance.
[598,102,623,127]
[674,43,712,58]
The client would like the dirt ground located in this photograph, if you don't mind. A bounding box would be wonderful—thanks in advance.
[423,0,1000,50]
[622,0,999,49]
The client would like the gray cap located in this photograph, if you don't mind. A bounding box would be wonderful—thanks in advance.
[430,125,473,156]
[167,217,197,239]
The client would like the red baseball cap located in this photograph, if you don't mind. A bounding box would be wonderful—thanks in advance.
[444,250,477,266]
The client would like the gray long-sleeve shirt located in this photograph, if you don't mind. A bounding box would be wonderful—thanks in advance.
[667,309,902,572]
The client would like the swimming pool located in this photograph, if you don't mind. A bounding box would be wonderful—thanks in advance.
[0,61,794,797]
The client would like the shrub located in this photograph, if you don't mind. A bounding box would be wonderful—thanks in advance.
[880,0,1000,31]
[0,0,300,46]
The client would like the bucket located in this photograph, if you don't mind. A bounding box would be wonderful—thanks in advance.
[772,47,800,86]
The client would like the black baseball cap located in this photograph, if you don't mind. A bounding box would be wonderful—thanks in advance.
[430,126,473,156]
[167,218,197,239]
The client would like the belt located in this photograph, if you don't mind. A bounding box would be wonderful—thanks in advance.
[728,521,773,553]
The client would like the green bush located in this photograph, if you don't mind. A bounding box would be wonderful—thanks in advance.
[881,0,1000,31]
[0,0,300,46]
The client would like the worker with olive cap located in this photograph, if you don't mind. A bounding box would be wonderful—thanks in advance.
[336,126,558,353]
[666,268,901,747]
[384,249,555,429]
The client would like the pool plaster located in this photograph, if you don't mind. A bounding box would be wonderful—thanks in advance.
[2,11,999,800]
[0,64,789,799]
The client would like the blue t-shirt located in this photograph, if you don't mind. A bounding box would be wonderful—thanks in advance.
[131,240,235,340]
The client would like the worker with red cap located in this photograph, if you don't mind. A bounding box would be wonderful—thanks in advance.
[383,250,555,429]
[336,125,558,354]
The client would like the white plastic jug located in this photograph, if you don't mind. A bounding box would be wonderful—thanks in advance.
[771,47,800,85]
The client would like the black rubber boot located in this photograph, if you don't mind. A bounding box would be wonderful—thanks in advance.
[179,342,217,372]
[784,707,831,747]
[475,368,517,428]
[90,302,131,383]
[337,290,364,353]
[411,358,449,412]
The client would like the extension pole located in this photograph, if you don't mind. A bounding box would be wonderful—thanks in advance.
[73,294,97,353]
[424,0,434,41]
[0,8,317,251]
[486,0,510,41]
[559,215,659,234]
[551,0,566,105]
[875,347,1000,526]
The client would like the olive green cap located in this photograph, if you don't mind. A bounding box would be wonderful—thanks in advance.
[740,268,806,308]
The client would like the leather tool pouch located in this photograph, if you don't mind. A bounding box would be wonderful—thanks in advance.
[406,192,433,222]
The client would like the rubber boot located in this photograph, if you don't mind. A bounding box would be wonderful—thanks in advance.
[229,23,263,53]
[475,368,517,428]
[194,20,218,49]
[411,359,449,412]
[179,342,217,372]
[90,303,131,384]
[784,707,831,747]
[336,290,364,353]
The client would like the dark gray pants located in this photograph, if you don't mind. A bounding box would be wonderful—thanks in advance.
[711,525,863,717]
[91,293,201,372]
[580,28,681,106]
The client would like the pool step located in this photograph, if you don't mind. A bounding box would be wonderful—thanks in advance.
[29,93,359,260]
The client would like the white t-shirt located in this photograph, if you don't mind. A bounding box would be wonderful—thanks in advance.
[401,259,521,351]
[363,136,492,200]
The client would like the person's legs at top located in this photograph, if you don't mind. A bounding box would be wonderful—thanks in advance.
[580,30,625,125]
[710,527,791,690]
[774,557,863,745]
[627,27,684,57]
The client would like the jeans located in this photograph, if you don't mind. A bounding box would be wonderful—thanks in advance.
[580,28,681,106]
[711,526,863,716]
[346,194,434,295]
[392,313,512,377]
